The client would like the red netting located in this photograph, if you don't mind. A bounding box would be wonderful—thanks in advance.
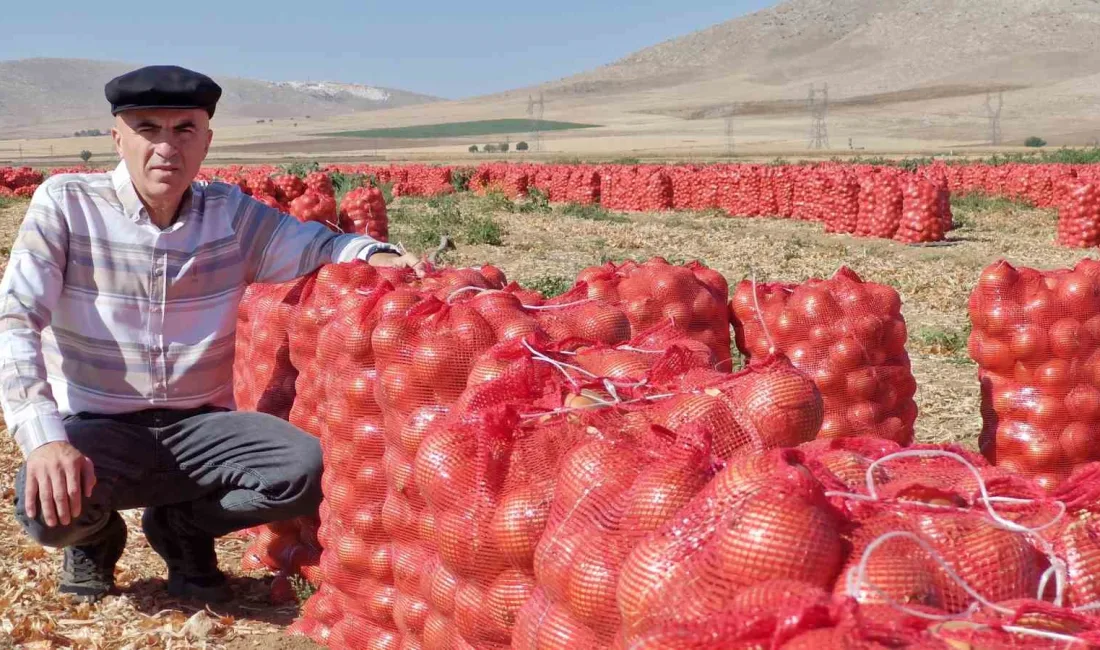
[289,266,513,647]
[924,600,1100,648]
[855,172,904,239]
[968,258,1100,490]
[513,420,719,649]
[272,174,307,203]
[731,266,916,444]
[233,277,320,579]
[612,449,846,646]
[895,178,947,244]
[823,174,860,235]
[339,186,389,241]
[1057,182,1100,248]
[616,581,833,650]
[562,258,731,365]
[599,166,673,212]
[233,278,311,419]
[290,190,339,228]
[648,355,823,459]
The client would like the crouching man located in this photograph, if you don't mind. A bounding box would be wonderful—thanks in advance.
[1,65,421,603]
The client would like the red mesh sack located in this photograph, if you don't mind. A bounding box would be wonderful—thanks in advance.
[531,283,633,346]
[870,174,904,239]
[731,266,917,444]
[926,600,1100,648]
[339,186,389,241]
[1057,183,1100,248]
[855,172,904,240]
[304,272,405,644]
[290,262,385,437]
[233,277,311,419]
[364,293,537,649]
[570,321,717,381]
[648,355,823,459]
[1048,507,1100,610]
[895,178,946,244]
[273,173,307,203]
[823,174,860,235]
[512,419,720,650]
[305,171,335,196]
[777,603,951,650]
[613,449,846,645]
[233,277,320,579]
[835,503,1047,615]
[290,190,339,229]
[568,258,731,365]
[968,259,1100,490]
[616,581,834,650]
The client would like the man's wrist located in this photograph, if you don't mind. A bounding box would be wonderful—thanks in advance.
[357,242,402,262]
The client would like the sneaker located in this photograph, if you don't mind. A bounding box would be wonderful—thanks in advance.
[59,511,127,603]
[141,507,232,603]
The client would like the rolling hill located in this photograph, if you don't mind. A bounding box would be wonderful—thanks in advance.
[0,58,441,135]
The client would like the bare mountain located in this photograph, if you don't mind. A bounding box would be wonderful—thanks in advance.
[0,58,441,133]
[540,0,1100,98]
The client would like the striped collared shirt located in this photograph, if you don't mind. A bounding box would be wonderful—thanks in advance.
[0,162,390,457]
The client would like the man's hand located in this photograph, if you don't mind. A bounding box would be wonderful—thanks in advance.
[368,250,428,277]
[24,441,96,527]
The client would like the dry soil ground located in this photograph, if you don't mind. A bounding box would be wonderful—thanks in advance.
[0,189,1092,648]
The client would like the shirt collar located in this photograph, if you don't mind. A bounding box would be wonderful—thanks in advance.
[111,160,201,226]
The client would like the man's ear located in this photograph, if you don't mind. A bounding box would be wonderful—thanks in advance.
[205,128,213,155]
[111,126,123,158]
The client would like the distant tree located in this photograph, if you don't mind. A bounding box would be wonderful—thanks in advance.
[483,144,497,153]
[498,142,510,153]
[516,141,529,151]
[79,150,93,164]
[469,145,479,153]
[1025,136,1047,148]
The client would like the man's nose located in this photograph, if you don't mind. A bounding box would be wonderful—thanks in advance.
[152,139,179,160]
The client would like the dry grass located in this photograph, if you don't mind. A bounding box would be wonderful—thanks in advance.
[0,192,1090,647]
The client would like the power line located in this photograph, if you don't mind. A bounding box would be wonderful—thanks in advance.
[808,83,830,150]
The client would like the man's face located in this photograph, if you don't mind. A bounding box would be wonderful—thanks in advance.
[111,108,213,204]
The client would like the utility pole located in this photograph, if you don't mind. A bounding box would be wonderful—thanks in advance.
[808,83,830,150]
[985,91,1003,147]
[527,92,545,152]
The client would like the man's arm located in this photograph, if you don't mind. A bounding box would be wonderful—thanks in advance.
[233,189,402,285]
[0,183,95,527]
[0,184,69,456]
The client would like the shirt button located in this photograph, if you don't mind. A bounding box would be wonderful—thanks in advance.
[153,267,164,277]
[151,304,161,313]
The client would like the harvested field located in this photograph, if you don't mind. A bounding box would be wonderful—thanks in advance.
[0,189,1090,647]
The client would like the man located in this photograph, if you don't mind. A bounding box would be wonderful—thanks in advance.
[0,65,420,604]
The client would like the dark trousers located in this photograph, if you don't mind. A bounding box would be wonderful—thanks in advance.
[13,407,323,549]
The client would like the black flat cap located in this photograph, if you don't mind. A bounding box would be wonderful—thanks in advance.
[105,65,222,117]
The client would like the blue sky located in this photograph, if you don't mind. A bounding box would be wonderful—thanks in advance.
[0,0,776,99]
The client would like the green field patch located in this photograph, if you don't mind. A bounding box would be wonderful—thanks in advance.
[328,119,600,139]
